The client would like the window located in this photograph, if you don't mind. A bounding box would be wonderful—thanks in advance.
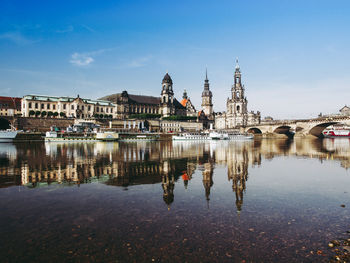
[106,108,108,113]
[82,105,84,110]
[29,102,32,108]
[88,105,91,111]
[77,105,79,110]
[47,104,50,109]
[63,104,66,110]
[71,105,74,110]
[237,105,240,113]
[35,103,38,109]
[110,108,113,113]
[41,104,44,109]
[101,108,103,113]
[96,107,99,112]
[53,105,56,110]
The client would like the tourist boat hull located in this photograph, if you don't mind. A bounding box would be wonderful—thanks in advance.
[0,130,18,142]
[323,129,350,138]
[172,132,254,141]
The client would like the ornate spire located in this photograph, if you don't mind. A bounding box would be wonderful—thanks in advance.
[235,57,240,71]
[204,69,209,87]
[183,89,188,99]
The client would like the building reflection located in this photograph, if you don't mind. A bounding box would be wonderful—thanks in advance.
[1,138,350,211]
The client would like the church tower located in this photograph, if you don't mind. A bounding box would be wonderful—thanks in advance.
[201,69,213,118]
[160,72,175,117]
[228,59,248,127]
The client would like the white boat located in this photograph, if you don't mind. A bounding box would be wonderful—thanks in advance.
[222,131,254,140]
[323,127,350,138]
[172,133,209,140]
[0,129,18,142]
[96,131,119,141]
[208,131,222,140]
[173,131,253,141]
[45,131,97,142]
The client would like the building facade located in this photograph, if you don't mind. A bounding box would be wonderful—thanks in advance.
[0,96,21,117]
[21,95,116,118]
[101,73,187,119]
[215,60,260,129]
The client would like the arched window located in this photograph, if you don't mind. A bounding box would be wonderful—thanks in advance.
[237,105,240,113]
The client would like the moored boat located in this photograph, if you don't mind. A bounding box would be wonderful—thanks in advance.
[172,133,209,140]
[96,131,119,141]
[323,127,350,138]
[45,131,97,142]
[0,129,18,142]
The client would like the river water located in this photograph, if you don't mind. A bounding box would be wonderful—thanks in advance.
[0,138,350,262]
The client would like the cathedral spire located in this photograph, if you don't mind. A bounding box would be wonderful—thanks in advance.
[205,68,208,81]
[235,57,240,70]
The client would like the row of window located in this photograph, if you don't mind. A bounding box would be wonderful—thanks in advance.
[26,102,113,113]
[161,123,180,127]
[130,107,158,114]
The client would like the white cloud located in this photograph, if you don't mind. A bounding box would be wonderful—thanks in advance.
[0,31,38,45]
[56,25,74,33]
[70,52,94,66]
[69,48,117,67]
[81,24,96,33]
[126,55,153,68]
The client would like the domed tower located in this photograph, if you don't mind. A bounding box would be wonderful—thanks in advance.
[160,72,175,117]
[229,59,248,127]
[201,69,213,117]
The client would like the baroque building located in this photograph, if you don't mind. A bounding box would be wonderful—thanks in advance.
[101,72,187,119]
[21,94,116,118]
[180,89,197,117]
[215,60,260,129]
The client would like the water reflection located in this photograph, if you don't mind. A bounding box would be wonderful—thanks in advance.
[1,138,350,212]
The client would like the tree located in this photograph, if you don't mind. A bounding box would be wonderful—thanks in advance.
[35,111,41,117]
[53,112,58,118]
[41,111,47,117]
[104,114,109,118]
[99,114,104,119]
[93,113,99,118]
[29,110,35,117]
[59,112,66,118]
[47,111,54,117]
[109,114,113,119]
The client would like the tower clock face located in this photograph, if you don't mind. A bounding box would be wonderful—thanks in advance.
[236,91,240,98]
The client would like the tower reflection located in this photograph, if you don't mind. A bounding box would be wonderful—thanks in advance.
[0,138,350,211]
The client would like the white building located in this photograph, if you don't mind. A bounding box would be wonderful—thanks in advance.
[21,94,116,119]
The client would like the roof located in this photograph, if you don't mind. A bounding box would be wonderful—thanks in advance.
[162,73,173,85]
[180,98,188,107]
[128,94,160,105]
[0,96,21,109]
[101,92,161,105]
[174,98,186,109]
[23,94,115,106]
[340,105,350,111]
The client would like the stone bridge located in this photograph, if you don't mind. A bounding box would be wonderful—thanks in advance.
[243,115,350,138]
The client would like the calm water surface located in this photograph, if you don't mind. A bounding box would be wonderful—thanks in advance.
[0,138,350,262]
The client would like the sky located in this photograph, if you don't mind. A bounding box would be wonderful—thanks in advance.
[0,0,349,119]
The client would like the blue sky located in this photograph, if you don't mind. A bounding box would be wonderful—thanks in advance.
[0,0,349,119]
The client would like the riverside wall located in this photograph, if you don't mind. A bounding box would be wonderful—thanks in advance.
[16,117,75,132]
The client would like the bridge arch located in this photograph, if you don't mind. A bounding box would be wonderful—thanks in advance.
[0,118,10,130]
[309,122,339,137]
[247,127,262,134]
[273,125,292,134]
